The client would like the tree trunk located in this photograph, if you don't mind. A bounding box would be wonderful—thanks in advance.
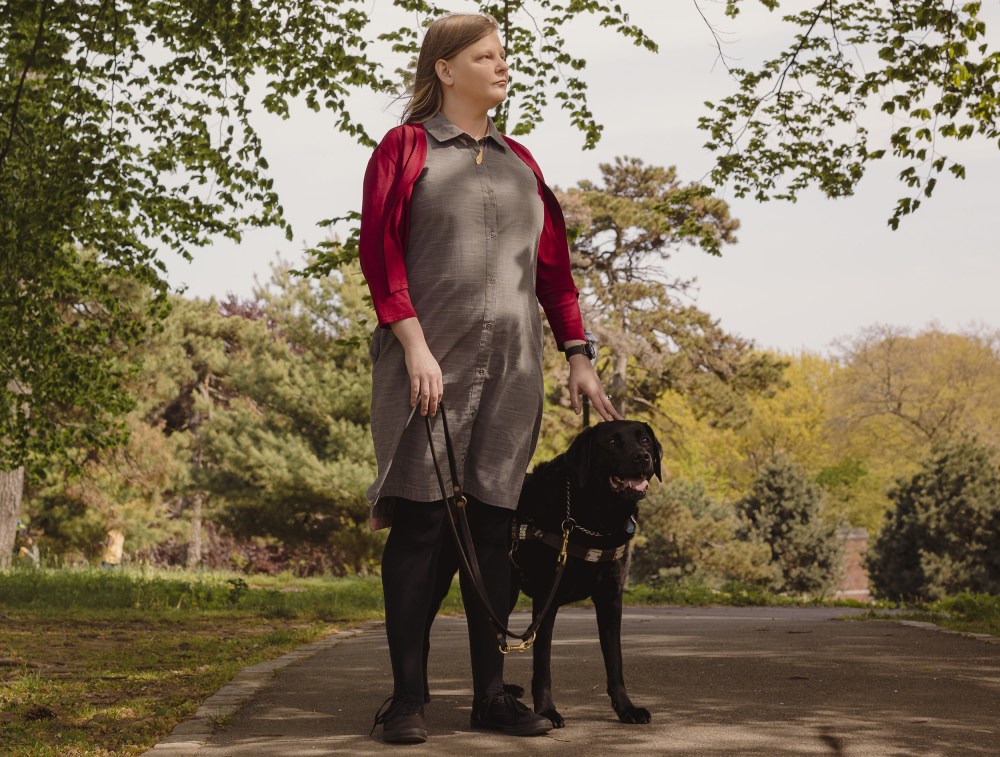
[185,381,209,570]
[612,350,629,417]
[0,466,25,569]
[186,492,203,569]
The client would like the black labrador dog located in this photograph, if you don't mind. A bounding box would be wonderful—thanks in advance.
[509,419,662,727]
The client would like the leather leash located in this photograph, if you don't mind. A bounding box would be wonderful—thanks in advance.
[425,401,570,654]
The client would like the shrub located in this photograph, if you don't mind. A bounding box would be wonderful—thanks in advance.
[630,479,773,587]
[737,457,843,596]
[867,437,1000,601]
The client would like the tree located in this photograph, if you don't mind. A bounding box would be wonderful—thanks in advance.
[558,157,785,422]
[830,324,1000,454]
[698,1,1000,228]
[730,352,889,529]
[25,416,186,564]
[820,325,1000,529]
[198,259,383,573]
[867,437,1000,601]
[734,352,834,478]
[737,456,843,595]
[23,257,385,572]
[630,478,774,587]
[651,349,900,531]
[1,0,657,555]
[0,250,152,567]
[0,411,25,568]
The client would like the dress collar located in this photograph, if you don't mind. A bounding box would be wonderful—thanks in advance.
[423,111,507,151]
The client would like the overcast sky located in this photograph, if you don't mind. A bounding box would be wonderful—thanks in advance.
[162,2,1000,355]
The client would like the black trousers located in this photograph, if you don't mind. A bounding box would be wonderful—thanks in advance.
[381,494,513,704]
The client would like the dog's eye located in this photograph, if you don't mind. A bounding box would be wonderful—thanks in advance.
[607,438,617,446]
[639,436,650,444]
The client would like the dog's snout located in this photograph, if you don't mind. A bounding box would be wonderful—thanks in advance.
[633,450,651,463]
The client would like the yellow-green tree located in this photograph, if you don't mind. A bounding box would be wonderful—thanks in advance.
[824,325,1000,529]
[831,325,1000,451]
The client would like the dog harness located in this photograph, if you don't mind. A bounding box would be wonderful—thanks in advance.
[511,520,634,563]
[511,479,638,564]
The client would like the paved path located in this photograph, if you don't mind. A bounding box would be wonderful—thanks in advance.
[155,607,998,756]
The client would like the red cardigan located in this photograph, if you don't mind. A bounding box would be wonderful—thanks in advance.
[358,123,585,347]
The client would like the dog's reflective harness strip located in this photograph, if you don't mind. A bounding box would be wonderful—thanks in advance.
[512,522,631,563]
[425,402,570,654]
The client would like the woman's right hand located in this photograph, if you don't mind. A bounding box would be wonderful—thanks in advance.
[404,343,443,416]
[389,317,443,416]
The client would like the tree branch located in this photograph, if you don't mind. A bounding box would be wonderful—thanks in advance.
[0,0,50,174]
[717,0,831,151]
[692,0,736,76]
[772,1,831,115]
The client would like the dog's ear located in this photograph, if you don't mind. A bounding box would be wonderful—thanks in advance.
[563,425,596,488]
[641,422,663,481]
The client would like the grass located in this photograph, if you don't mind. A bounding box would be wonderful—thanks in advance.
[1,568,996,756]
[860,592,1000,637]
[0,567,418,757]
[622,580,871,608]
[0,611,326,756]
[0,566,391,617]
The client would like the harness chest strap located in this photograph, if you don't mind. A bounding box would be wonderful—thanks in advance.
[513,521,632,563]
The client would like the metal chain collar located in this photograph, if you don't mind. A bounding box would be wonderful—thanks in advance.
[564,479,613,537]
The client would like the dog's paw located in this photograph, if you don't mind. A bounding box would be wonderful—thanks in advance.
[502,682,525,699]
[538,708,565,728]
[617,706,651,725]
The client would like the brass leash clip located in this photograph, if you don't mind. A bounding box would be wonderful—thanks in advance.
[499,631,536,655]
[558,519,574,567]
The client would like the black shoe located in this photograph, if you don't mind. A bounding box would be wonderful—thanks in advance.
[470,691,553,736]
[371,695,428,744]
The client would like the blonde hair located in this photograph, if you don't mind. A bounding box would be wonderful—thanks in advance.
[402,13,500,124]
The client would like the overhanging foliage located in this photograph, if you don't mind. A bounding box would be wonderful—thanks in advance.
[698,1,1000,228]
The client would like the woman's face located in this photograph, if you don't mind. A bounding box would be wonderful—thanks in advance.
[437,31,509,111]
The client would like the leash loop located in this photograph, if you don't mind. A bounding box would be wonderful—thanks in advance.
[425,401,568,654]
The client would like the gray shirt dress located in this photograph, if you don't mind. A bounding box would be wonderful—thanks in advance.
[366,112,547,527]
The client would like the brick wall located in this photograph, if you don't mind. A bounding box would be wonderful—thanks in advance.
[834,528,870,602]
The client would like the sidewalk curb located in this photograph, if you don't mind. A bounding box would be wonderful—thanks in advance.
[894,619,1000,645]
[140,620,383,756]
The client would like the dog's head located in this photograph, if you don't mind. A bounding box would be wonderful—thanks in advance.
[562,420,663,500]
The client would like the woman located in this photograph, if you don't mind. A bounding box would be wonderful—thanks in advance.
[360,12,620,744]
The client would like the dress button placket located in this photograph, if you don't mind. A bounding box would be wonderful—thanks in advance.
[479,139,498,386]
[467,137,497,432]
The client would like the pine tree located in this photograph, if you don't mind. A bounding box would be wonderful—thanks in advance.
[738,457,843,596]
[195,259,382,573]
[630,478,774,587]
[868,438,1000,601]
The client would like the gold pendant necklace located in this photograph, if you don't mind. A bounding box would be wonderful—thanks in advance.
[475,145,484,165]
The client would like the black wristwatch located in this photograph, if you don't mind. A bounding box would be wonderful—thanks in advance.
[564,341,596,361]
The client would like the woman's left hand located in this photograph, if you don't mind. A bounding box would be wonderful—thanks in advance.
[567,354,624,421]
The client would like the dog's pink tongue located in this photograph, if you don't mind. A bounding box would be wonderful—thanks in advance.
[628,478,649,492]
